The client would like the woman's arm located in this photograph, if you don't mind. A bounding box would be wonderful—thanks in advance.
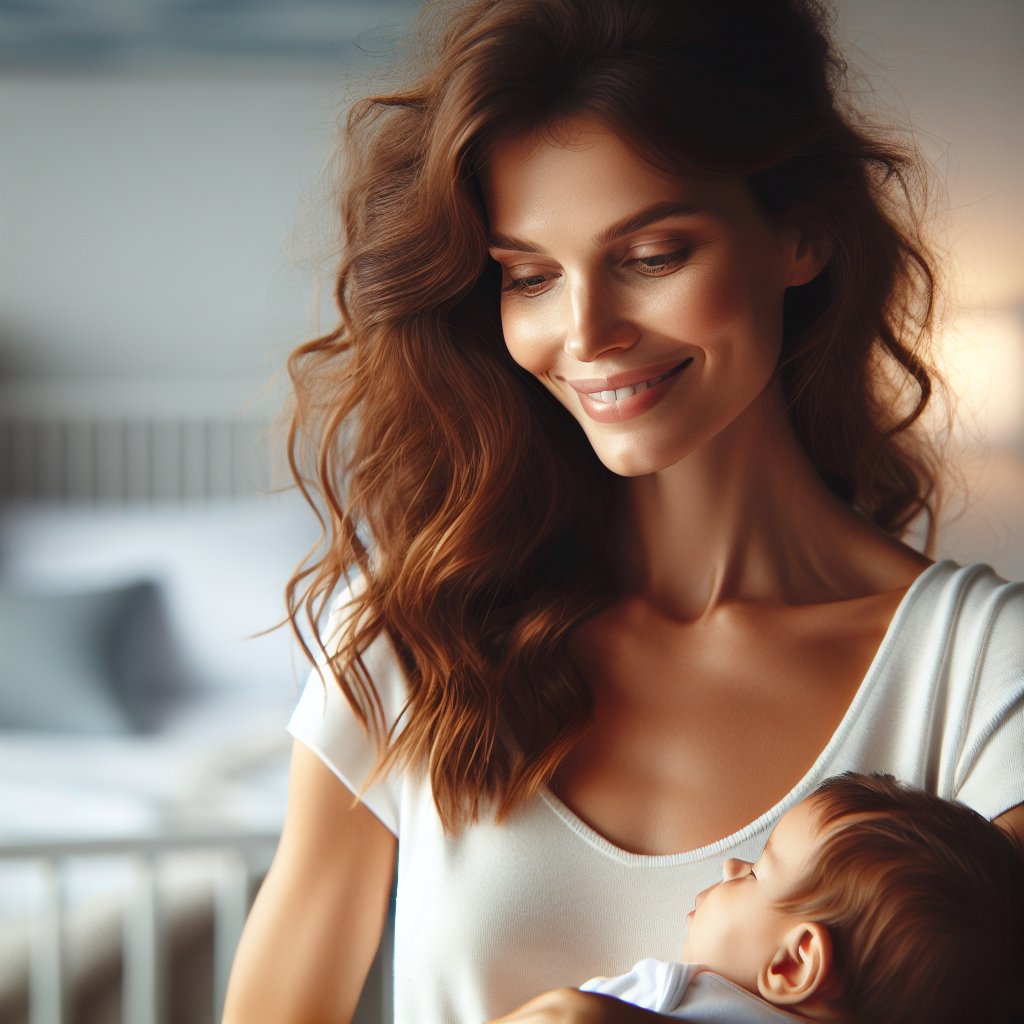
[222,741,397,1024]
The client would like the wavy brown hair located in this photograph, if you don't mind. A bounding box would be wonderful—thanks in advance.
[286,0,942,829]
[783,774,1024,1024]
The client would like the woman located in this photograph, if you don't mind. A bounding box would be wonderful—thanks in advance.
[224,1,1024,1021]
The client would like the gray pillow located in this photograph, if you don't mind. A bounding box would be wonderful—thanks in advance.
[0,579,182,734]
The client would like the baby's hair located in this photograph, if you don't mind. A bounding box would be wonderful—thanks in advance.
[778,773,1024,1024]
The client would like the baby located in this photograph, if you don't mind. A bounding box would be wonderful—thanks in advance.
[581,773,1024,1024]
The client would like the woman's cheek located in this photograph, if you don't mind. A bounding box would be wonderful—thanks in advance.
[501,309,552,377]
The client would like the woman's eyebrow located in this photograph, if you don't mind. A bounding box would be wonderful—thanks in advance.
[487,200,704,254]
[595,200,703,246]
[488,232,543,254]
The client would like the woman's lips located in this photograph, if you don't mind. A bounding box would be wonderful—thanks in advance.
[568,358,693,424]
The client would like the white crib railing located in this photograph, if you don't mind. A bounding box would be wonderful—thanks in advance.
[0,830,279,1024]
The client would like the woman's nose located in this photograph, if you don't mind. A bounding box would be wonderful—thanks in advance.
[722,858,750,881]
[564,280,640,362]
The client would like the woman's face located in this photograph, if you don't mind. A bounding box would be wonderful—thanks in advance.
[482,118,817,477]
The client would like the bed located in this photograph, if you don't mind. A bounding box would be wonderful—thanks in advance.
[0,408,391,1024]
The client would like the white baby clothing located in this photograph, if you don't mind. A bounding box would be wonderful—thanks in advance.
[581,958,804,1022]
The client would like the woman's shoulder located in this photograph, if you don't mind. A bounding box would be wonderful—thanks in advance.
[880,560,1024,685]
[303,571,411,712]
[287,574,411,833]
[901,560,1023,622]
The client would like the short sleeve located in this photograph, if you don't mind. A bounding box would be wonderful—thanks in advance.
[951,573,1024,820]
[287,584,409,834]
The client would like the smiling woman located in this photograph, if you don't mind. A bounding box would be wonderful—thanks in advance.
[221,1,1024,1023]
[483,124,826,475]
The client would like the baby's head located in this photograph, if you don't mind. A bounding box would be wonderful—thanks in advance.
[682,773,1024,1024]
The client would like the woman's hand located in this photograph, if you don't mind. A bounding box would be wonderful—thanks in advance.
[488,989,668,1023]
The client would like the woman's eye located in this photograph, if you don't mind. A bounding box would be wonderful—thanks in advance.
[501,274,554,297]
[630,248,691,275]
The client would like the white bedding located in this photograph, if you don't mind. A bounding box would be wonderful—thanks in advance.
[0,492,316,944]
[0,696,291,844]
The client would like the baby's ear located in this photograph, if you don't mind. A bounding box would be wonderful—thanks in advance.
[757,922,832,1007]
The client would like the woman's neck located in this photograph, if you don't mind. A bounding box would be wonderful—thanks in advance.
[614,385,924,619]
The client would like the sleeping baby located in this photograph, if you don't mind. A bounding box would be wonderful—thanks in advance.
[581,773,1024,1024]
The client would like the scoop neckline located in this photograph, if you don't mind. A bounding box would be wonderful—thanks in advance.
[539,559,956,867]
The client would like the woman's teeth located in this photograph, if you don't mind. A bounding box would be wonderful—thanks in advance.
[592,365,680,405]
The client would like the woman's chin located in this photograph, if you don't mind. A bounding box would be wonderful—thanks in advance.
[589,438,695,479]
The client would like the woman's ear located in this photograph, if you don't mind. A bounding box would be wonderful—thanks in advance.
[757,922,833,1007]
[781,225,831,288]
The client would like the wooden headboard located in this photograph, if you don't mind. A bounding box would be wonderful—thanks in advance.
[0,378,287,503]
[0,416,278,503]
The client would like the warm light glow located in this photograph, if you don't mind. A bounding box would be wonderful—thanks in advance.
[932,308,1024,448]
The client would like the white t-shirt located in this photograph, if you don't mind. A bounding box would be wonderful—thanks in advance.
[581,958,802,1022]
[288,561,1024,1023]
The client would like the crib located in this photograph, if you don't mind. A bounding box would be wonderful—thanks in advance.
[0,831,276,1024]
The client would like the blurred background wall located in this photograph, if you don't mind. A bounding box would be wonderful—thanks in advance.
[0,1,419,430]
[0,0,1021,569]
[835,0,1024,577]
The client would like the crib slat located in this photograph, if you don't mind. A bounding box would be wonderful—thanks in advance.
[124,856,162,1024]
[29,858,67,1024]
[213,850,252,1022]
